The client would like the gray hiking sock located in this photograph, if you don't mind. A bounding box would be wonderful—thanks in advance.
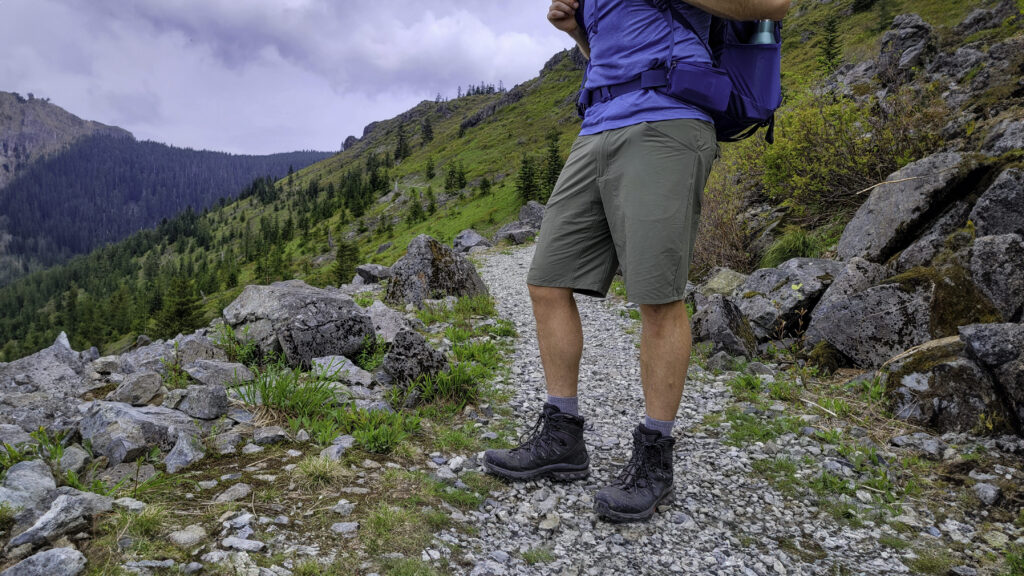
[643,415,674,438]
[547,394,579,416]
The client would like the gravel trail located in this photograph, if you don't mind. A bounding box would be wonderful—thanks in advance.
[446,244,911,576]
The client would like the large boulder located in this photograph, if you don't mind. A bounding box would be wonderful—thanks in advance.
[0,548,87,576]
[494,202,546,245]
[223,280,375,369]
[176,384,229,420]
[968,234,1024,321]
[692,295,757,358]
[0,333,90,433]
[884,337,1011,433]
[959,323,1024,432]
[381,329,448,386]
[6,490,113,549]
[735,258,844,340]
[453,229,493,253]
[78,401,200,465]
[354,264,392,284]
[837,152,968,263]
[118,339,175,375]
[183,360,254,388]
[969,170,1024,238]
[0,460,56,531]
[365,301,413,344]
[696,267,748,298]
[384,235,488,308]
[877,13,933,74]
[106,371,164,406]
[955,0,1021,36]
[983,119,1024,156]
[893,199,973,273]
[804,258,887,347]
[809,265,1001,368]
[312,356,373,388]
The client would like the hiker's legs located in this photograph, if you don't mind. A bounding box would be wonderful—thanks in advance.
[528,284,583,398]
[639,300,691,422]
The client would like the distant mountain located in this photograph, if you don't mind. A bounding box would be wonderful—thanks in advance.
[0,92,332,285]
[0,91,130,190]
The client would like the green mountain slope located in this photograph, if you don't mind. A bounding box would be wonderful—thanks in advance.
[0,0,1015,361]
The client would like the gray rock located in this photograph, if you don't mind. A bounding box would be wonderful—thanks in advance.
[453,229,493,253]
[92,355,122,375]
[8,491,113,548]
[969,234,1024,321]
[804,258,887,347]
[894,199,973,273]
[118,340,174,375]
[164,431,205,474]
[96,463,157,488]
[877,13,933,74]
[312,356,373,387]
[222,536,266,551]
[332,499,355,516]
[354,263,392,284]
[993,357,1024,431]
[58,445,90,476]
[697,267,748,298]
[170,333,229,366]
[735,258,844,340]
[983,119,1024,156]
[0,460,56,527]
[972,483,1001,506]
[183,360,254,388]
[837,152,967,263]
[493,225,537,245]
[958,323,1024,368]
[384,235,489,308]
[692,295,757,357]
[0,547,87,576]
[320,435,356,461]
[0,333,89,433]
[253,426,289,445]
[113,497,146,512]
[177,384,229,420]
[223,280,375,369]
[366,300,412,344]
[215,483,252,503]
[78,401,200,465]
[106,371,164,405]
[885,338,1009,433]
[381,329,448,386]
[971,170,1024,238]
[212,431,244,455]
[330,522,359,535]
[518,201,546,229]
[0,424,35,449]
[955,0,1020,36]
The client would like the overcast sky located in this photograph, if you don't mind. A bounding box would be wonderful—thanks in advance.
[1,0,574,155]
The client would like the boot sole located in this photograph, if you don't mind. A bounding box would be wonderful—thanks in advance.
[483,459,590,482]
[593,487,674,523]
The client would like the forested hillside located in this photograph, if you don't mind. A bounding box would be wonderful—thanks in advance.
[0,0,1017,362]
[0,134,331,285]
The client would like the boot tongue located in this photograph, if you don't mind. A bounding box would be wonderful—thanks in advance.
[635,424,663,443]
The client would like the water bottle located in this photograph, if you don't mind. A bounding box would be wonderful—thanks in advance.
[749,19,776,45]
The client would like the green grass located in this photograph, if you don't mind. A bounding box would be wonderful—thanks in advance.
[355,334,389,372]
[724,408,802,445]
[878,535,911,550]
[523,547,556,565]
[1005,545,1024,576]
[906,547,957,575]
[729,373,763,402]
[759,227,828,268]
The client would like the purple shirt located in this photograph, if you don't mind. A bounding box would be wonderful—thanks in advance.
[580,0,713,135]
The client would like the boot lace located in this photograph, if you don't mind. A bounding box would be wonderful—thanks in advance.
[612,435,663,491]
[511,410,565,458]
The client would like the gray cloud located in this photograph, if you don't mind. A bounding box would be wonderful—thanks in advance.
[0,0,573,154]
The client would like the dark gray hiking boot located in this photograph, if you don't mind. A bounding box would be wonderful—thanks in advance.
[483,404,589,482]
[593,424,675,523]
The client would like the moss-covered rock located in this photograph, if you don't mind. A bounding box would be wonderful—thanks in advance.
[884,263,1002,337]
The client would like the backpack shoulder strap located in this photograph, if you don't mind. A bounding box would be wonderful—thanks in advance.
[664,1,713,60]
[575,0,587,39]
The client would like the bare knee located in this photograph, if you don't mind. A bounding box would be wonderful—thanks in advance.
[639,300,688,327]
[528,284,574,307]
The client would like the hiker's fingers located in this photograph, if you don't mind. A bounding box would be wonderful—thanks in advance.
[548,0,579,30]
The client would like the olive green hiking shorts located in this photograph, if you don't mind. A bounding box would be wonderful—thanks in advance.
[527,119,717,305]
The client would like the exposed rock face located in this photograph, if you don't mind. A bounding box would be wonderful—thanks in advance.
[494,202,546,245]
[0,460,56,531]
[0,333,90,433]
[968,234,1024,321]
[176,384,229,420]
[313,355,373,388]
[118,340,175,375]
[735,258,844,340]
[453,229,493,253]
[837,152,967,262]
[696,268,748,298]
[0,547,88,576]
[223,280,375,369]
[172,333,228,365]
[381,329,448,386]
[384,235,488,308]
[885,338,1010,433]
[983,119,1024,156]
[692,295,757,357]
[969,170,1024,238]
[106,371,164,406]
[955,0,1021,36]
[183,360,254,388]
[365,301,412,344]
[804,258,887,347]
[877,13,933,74]
[959,323,1024,371]
[893,199,973,273]
[354,264,392,284]
[164,431,205,474]
[78,401,200,465]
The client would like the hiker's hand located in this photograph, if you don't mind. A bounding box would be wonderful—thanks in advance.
[548,0,579,33]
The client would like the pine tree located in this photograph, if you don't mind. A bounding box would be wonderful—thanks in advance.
[426,156,436,180]
[334,239,360,286]
[479,177,492,195]
[877,0,894,31]
[516,153,538,204]
[394,123,410,162]
[445,162,459,193]
[542,130,562,202]
[406,190,426,223]
[817,15,843,75]
[456,161,467,189]
[421,117,434,143]
[154,274,202,339]
[426,186,437,214]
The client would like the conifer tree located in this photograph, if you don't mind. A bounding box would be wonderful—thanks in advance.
[877,0,894,31]
[543,130,562,202]
[426,156,436,180]
[154,274,202,339]
[421,117,434,143]
[479,177,492,195]
[817,15,843,75]
[334,239,360,286]
[426,186,437,214]
[516,153,539,204]
[394,123,410,162]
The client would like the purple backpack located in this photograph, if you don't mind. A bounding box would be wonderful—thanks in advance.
[575,0,783,143]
